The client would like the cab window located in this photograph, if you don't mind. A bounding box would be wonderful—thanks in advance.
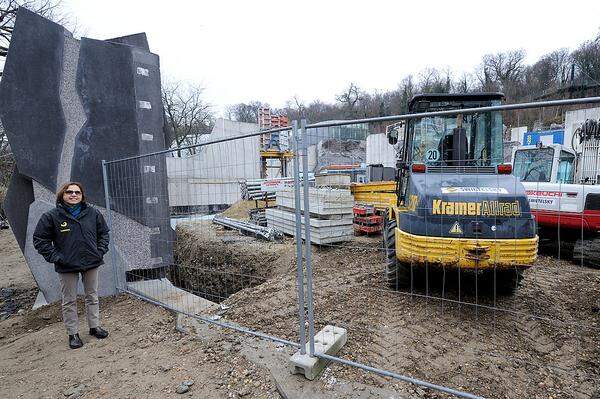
[513,148,554,182]
[556,151,575,184]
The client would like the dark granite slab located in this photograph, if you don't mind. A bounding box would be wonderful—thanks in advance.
[106,33,150,51]
[0,8,65,192]
[3,167,34,252]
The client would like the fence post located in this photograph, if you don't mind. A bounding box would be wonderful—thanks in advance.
[101,160,122,293]
[300,119,316,356]
[292,120,307,354]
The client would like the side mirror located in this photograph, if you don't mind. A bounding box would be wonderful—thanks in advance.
[386,121,405,146]
[387,129,398,145]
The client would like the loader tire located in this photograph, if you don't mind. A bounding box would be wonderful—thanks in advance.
[494,269,523,295]
[573,237,600,269]
[383,218,411,289]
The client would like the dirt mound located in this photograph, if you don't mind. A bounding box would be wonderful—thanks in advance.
[220,199,274,221]
[172,220,294,302]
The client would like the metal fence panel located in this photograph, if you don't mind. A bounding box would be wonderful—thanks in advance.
[297,100,600,398]
[101,97,600,398]
[102,122,306,350]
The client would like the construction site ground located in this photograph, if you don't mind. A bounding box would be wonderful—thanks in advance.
[1,224,599,398]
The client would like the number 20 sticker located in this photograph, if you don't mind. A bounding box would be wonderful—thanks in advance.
[425,148,440,162]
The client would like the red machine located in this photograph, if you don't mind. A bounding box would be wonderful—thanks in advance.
[353,204,383,235]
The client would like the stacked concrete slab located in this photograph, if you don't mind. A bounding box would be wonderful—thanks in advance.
[166,119,262,209]
[266,187,353,244]
[0,8,173,304]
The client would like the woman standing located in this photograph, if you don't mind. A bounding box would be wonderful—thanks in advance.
[33,182,110,349]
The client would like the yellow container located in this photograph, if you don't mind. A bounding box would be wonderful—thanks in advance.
[351,182,397,209]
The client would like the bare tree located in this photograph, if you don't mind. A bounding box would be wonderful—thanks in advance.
[283,98,343,123]
[290,96,305,119]
[454,72,477,93]
[525,48,571,95]
[226,101,264,123]
[482,50,526,85]
[572,33,600,85]
[397,75,415,113]
[282,96,305,121]
[478,50,527,100]
[278,30,600,131]
[418,67,452,93]
[335,82,363,118]
[162,81,214,157]
[475,64,500,93]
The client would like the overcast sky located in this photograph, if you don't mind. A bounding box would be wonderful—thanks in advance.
[63,0,600,117]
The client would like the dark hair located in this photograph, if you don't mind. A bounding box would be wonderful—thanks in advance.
[56,182,85,204]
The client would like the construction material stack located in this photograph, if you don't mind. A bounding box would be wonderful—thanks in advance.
[265,187,354,244]
[240,179,277,201]
[353,204,383,235]
[248,208,268,226]
[240,176,315,201]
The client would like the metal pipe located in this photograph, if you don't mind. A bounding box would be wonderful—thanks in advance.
[300,119,316,356]
[292,120,307,355]
[212,215,282,241]
[104,125,292,164]
[316,352,485,399]
[101,160,121,291]
[304,96,600,129]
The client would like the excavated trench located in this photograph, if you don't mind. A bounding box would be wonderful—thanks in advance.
[170,220,294,303]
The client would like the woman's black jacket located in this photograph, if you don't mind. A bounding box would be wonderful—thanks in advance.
[33,202,110,273]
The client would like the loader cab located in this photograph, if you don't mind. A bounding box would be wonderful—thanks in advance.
[405,93,505,168]
[391,93,506,204]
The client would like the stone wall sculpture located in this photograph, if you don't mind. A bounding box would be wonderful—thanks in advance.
[0,8,173,304]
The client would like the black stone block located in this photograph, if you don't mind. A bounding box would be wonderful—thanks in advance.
[0,8,65,193]
[4,167,34,252]
[106,33,150,51]
[72,37,139,208]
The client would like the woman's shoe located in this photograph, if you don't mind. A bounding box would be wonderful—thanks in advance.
[89,327,109,339]
[68,334,83,349]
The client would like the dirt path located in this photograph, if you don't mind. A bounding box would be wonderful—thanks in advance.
[0,228,34,288]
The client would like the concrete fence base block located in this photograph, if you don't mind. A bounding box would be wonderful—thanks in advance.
[290,325,348,380]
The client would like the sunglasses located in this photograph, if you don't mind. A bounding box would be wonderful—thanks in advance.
[65,190,82,195]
